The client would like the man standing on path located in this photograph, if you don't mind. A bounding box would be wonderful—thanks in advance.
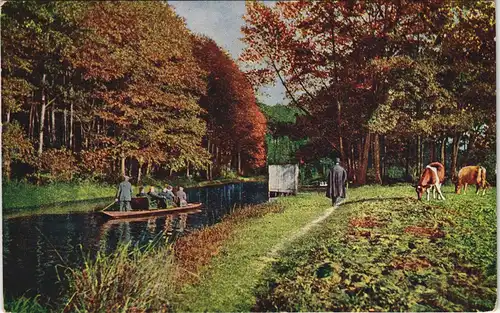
[326,157,347,207]
[116,175,133,211]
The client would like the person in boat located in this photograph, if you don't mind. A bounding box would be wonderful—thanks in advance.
[148,186,167,209]
[326,157,347,207]
[136,186,147,197]
[176,186,188,207]
[115,175,133,212]
[159,186,176,207]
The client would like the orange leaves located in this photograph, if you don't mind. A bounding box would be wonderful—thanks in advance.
[194,36,267,170]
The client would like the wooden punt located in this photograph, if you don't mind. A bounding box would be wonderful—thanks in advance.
[101,197,203,219]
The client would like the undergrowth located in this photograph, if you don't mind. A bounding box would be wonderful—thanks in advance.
[62,243,175,313]
[4,296,49,313]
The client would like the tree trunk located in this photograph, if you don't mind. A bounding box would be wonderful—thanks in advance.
[237,150,242,175]
[29,104,34,139]
[120,154,126,177]
[466,132,476,163]
[137,161,143,184]
[63,108,68,147]
[51,106,56,146]
[440,136,446,170]
[416,136,422,172]
[38,74,47,156]
[373,133,382,184]
[186,160,190,177]
[70,102,74,151]
[450,133,460,181]
[357,132,371,185]
[405,145,410,180]
[5,110,10,123]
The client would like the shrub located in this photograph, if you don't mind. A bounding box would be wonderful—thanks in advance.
[34,149,78,183]
[78,149,113,181]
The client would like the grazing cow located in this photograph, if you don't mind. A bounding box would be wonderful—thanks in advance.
[416,162,446,201]
[455,166,488,195]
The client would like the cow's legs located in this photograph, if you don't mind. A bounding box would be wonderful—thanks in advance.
[432,185,437,199]
[436,183,446,200]
[476,184,480,195]
[426,188,430,201]
[464,183,468,195]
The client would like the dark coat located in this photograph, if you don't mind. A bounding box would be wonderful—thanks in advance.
[116,181,133,201]
[326,164,347,199]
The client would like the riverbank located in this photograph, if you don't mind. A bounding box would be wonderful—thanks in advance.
[10,184,494,312]
[2,176,267,212]
[173,185,496,311]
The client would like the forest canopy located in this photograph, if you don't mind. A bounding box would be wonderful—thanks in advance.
[1,1,267,184]
[241,0,495,184]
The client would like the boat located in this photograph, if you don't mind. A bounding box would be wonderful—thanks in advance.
[101,197,203,219]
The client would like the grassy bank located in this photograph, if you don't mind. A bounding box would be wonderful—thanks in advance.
[2,176,267,211]
[174,192,332,311]
[254,185,496,311]
[2,181,116,211]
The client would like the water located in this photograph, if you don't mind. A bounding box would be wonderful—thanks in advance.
[2,182,268,304]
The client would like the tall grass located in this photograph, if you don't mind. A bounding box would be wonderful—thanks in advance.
[4,296,49,313]
[63,242,176,313]
[2,180,116,210]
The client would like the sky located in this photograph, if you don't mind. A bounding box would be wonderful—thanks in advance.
[169,1,287,106]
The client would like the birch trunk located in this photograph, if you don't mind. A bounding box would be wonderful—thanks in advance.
[37,74,47,156]
[69,102,74,150]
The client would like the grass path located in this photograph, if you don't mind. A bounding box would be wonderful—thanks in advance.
[176,192,332,312]
[266,205,336,259]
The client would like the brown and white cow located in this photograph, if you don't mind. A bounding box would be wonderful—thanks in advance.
[455,165,488,195]
[416,162,446,201]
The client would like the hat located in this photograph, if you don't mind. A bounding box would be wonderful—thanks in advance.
[335,157,341,164]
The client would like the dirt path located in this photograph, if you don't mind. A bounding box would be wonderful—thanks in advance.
[262,205,337,261]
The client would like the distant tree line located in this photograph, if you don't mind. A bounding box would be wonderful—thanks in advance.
[2,1,266,184]
[242,1,495,184]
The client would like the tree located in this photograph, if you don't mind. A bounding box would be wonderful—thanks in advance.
[193,36,266,177]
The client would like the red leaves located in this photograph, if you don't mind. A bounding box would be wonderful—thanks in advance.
[194,36,267,171]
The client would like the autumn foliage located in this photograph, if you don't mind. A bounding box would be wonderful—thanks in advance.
[1,1,267,183]
[193,37,266,177]
[241,1,495,184]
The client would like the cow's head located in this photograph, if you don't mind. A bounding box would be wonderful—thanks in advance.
[415,185,425,200]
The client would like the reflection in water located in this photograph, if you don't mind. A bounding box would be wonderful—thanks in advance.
[3,182,267,304]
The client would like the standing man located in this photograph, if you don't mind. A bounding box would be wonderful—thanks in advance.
[116,175,133,212]
[326,157,348,207]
